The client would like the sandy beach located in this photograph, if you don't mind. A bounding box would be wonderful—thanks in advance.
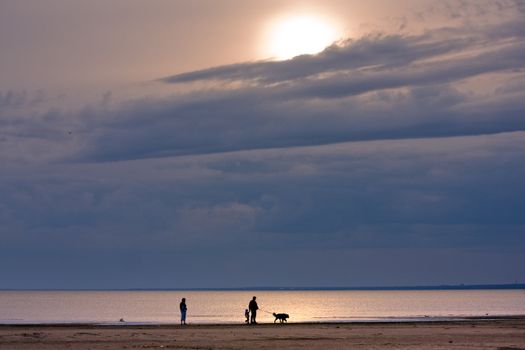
[1,318,524,350]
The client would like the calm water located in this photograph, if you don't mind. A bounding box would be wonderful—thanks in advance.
[0,290,524,324]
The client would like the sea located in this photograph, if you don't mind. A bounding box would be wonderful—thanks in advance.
[1,289,524,325]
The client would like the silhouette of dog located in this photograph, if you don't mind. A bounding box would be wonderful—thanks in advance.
[273,313,289,323]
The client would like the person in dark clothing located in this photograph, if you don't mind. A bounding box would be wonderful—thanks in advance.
[248,296,258,324]
[244,309,250,324]
[180,298,187,325]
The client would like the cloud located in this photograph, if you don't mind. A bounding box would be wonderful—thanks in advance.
[160,33,477,85]
[66,12,524,163]
[1,0,524,287]
[1,5,524,165]
[160,16,525,86]
[1,131,524,287]
[0,89,46,109]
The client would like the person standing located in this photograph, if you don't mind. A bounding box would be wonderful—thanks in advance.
[180,298,187,325]
[248,296,258,324]
[244,309,250,324]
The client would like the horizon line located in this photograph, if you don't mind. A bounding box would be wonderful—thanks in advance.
[2,283,524,292]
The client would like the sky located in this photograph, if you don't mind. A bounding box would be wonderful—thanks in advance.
[1,0,524,289]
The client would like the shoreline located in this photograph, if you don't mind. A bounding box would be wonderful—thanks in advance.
[2,315,525,327]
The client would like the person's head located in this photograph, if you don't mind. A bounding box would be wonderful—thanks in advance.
[182,298,186,302]
[252,296,256,300]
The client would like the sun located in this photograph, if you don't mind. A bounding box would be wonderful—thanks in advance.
[263,15,340,60]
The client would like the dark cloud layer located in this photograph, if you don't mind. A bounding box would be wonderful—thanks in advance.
[1,132,524,287]
[0,1,524,288]
[161,18,525,85]
[74,16,525,163]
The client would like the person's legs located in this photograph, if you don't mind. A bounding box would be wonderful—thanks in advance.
[181,310,186,325]
[251,310,257,324]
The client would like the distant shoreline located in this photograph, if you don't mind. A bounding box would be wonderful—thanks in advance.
[2,283,524,291]
[2,315,525,327]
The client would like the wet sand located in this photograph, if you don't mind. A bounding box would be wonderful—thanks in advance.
[1,318,524,349]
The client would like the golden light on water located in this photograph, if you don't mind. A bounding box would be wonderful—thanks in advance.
[262,14,341,60]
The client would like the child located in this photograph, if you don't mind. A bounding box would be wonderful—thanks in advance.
[244,309,250,324]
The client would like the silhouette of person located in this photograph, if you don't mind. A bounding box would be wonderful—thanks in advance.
[244,309,250,324]
[248,296,258,324]
[180,298,187,325]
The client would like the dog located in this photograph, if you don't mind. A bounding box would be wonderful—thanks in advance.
[273,313,289,323]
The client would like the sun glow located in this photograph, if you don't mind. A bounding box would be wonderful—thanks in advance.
[263,15,340,60]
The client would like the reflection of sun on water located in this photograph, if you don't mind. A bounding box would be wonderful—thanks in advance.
[263,15,341,60]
